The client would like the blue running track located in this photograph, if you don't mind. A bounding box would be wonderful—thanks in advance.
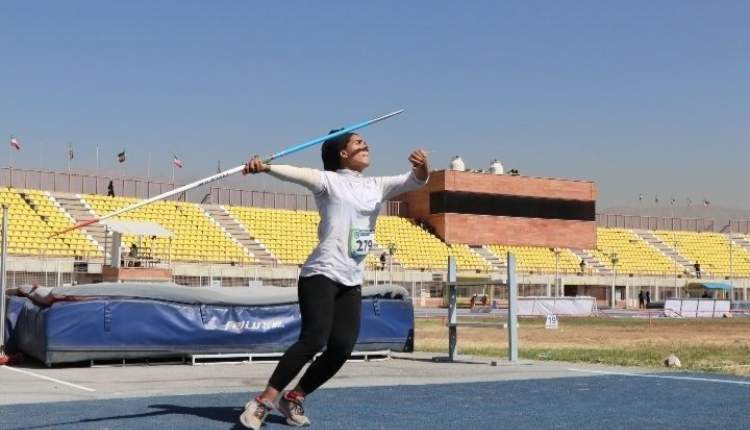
[2,375,748,430]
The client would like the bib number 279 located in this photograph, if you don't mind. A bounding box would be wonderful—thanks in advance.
[350,228,375,258]
[356,238,373,254]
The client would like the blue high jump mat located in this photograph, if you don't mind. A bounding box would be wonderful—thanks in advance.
[5,282,413,366]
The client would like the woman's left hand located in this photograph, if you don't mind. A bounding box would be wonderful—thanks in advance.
[409,149,429,181]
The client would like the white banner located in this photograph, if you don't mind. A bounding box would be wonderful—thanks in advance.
[665,298,730,318]
[517,297,596,316]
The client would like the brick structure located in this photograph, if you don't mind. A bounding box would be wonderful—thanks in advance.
[397,170,596,249]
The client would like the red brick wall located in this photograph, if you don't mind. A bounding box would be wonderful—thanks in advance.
[442,169,596,200]
[397,170,596,249]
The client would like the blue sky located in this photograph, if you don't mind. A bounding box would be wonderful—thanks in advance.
[1,1,748,208]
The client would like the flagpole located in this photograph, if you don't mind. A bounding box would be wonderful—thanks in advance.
[147,152,151,179]
[171,162,175,185]
[120,153,125,194]
[67,144,71,173]
[50,109,405,237]
[95,144,99,177]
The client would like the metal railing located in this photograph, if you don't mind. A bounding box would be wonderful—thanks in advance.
[729,220,750,235]
[0,166,408,215]
[597,213,714,232]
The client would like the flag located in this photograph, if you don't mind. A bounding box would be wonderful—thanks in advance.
[10,136,21,151]
[638,193,643,202]
[68,144,74,160]
[654,194,659,204]
[703,198,710,207]
[670,196,676,205]
[687,198,692,207]
[117,150,126,163]
[173,154,183,168]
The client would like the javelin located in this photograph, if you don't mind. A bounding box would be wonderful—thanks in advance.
[50,109,404,238]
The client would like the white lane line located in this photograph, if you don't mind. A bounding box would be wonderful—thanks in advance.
[1,365,96,392]
[568,368,750,386]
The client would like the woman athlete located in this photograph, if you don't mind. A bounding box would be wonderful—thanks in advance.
[239,130,429,429]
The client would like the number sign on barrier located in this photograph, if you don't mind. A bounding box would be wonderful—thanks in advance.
[545,314,559,329]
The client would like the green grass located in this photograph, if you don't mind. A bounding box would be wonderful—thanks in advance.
[416,343,750,374]
[414,316,750,376]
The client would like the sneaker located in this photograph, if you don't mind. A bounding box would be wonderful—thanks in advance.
[277,390,311,427]
[239,396,274,430]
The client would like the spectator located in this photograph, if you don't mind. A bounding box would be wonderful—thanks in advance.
[107,180,115,197]
[694,262,701,279]
[379,252,387,271]
[579,260,586,275]
[638,290,645,309]
[645,290,651,307]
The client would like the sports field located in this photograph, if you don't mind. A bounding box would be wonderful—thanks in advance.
[416,317,750,376]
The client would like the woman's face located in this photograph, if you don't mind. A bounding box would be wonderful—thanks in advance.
[340,134,370,171]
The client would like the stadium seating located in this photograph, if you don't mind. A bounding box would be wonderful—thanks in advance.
[591,228,676,276]
[374,216,490,272]
[485,245,581,274]
[229,206,488,271]
[2,184,749,280]
[228,206,321,266]
[0,188,99,258]
[654,230,750,277]
[84,195,252,263]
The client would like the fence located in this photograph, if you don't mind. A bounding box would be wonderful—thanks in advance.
[596,213,715,232]
[7,270,75,288]
[0,167,178,200]
[0,166,408,215]
[729,220,750,235]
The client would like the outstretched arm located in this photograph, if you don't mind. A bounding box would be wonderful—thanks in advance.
[243,155,324,194]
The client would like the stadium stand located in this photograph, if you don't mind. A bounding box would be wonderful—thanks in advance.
[485,245,581,274]
[83,195,253,263]
[228,207,488,271]
[654,230,750,277]
[0,187,99,258]
[591,228,677,276]
[374,216,490,272]
[228,206,316,265]
[227,206,382,267]
[1,184,748,282]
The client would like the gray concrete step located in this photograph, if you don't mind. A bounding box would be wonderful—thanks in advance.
[471,246,505,272]
[51,192,108,255]
[570,249,611,275]
[202,205,277,265]
[633,230,696,275]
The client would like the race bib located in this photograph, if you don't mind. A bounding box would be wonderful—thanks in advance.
[349,228,375,258]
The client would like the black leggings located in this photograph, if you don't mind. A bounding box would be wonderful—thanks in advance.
[268,275,362,394]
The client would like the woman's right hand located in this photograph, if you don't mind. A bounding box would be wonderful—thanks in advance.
[243,155,270,175]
